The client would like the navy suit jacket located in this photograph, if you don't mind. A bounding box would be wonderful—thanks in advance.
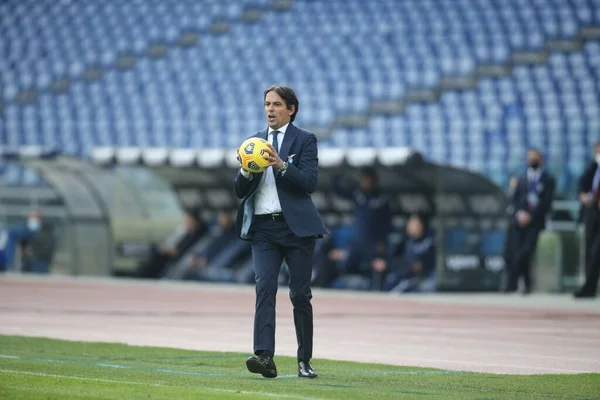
[511,170,555,230]
[234,123,328,240]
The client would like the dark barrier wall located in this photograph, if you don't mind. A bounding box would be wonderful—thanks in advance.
[2,148,509,290]
[131,147,510,292]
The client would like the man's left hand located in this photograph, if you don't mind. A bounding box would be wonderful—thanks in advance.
[263,144,284,170]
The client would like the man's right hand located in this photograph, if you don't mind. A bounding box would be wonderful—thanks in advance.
[579,193,590,206]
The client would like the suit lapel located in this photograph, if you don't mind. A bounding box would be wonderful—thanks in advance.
[279,123,299,162]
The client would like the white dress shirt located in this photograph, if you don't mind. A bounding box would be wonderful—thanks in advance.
[240,123,288,215]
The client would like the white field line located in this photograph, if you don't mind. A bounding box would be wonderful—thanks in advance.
[0,369,322,400]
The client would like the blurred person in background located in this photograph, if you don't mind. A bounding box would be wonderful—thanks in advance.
[502,175,519,286]
[0,212,44,272]
[21,212,54,273]
[504,149,556,294]
[376,214,436,293]
[574,141,600,298]
[136,208,206,279]
[310,233,344,288]
[184,210,247,282]
[330,167,392,290]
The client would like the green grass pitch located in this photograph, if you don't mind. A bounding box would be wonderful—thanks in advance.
[0,336,598,399]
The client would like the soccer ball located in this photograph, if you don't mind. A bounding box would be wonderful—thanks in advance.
[238,137,271,173]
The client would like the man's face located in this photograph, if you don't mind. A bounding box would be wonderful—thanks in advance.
[407,217,424,239]
[264,90,294,130]
[595,145,600,158]
[360,176,375,192]
[527,151,542,169]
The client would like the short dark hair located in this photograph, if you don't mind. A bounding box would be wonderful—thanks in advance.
[360,166,378,181]
[264,85,299,122]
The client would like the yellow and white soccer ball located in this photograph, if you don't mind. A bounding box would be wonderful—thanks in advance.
[238,137,271,173]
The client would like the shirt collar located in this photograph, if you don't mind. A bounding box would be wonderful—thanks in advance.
[268,123,289,135]
[527,168,542,179]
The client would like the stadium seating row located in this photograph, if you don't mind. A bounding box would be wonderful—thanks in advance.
[1,0,599,194]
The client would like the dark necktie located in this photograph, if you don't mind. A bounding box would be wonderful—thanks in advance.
[271,130,280,178]
[271,130,279,153]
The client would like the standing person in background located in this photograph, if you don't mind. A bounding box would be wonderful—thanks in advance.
[574,141,600,298]
[504,149,556,294]
[234,85,328,379]
[331,167,392,290]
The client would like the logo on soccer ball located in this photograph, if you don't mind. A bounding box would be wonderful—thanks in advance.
[244,143,255,155]
[247,161,261,171]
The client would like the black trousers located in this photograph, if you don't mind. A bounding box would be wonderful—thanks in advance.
[506,224,541,292]
[250,216,316,362]
[580,207,600,294]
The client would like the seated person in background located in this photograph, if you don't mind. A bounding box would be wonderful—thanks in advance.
[184,211,248,282]
[331,167,392,290]
[310,233,340,288]
[377,214,436,293]
[21,215,55,274]
[0,212,43,272]
[136,208,206,279]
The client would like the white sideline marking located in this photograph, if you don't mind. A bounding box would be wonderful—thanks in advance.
[0,369,322,400]
[0,369,161,386]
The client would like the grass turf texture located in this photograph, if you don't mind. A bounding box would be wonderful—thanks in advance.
[0,336,598,400]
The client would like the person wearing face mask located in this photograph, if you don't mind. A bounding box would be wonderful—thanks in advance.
[574,141,600,298]
[21,212,55,274]
[0,212,42,272]
[504,149,556,294]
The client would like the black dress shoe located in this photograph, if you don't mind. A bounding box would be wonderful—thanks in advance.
[246,356,277,378]
[298,361,318,378]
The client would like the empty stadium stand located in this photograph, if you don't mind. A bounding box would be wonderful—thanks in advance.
[1,0,599,196]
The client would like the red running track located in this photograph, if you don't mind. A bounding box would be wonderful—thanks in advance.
[0,274,599,375]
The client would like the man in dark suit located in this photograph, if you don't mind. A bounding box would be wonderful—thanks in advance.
[234,85,328,379]
[574,141,600,298]
[504,149,556,294]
